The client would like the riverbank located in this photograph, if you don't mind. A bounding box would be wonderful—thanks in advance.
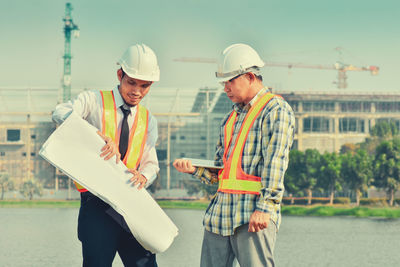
[281,205,400,218]
[0,200,80,208]
[1,200,400,218]
[0,200,209,210]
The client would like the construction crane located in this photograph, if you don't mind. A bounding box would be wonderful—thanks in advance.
[173,56,379,89]
[58,2,80,196]
[61,2,79,103]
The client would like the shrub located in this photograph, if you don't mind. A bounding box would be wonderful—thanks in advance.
[282,197,293,205]
[282,197,330,205]
[292,198,309,205]
[310,197,330,204]
[359,198,388,206]
[333,197,351,204]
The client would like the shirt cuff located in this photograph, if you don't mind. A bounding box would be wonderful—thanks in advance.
[192,167,205,178]
[192,167,219,185]
[140,171,156,188]
[255,198,276,214]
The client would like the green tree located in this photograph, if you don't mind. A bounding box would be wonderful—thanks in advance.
[292,149,321,205]
[370,121,398,138]
[361,121,400,156]
[20,179,43,200]
[284,150,305,203]
[0,172,14,200]
[373,139,400,206]
[340,143,358,154]
[341,149,373,206]
[318,152,342,205]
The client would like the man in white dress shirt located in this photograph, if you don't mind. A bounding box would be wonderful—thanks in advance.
[53,44,160,267]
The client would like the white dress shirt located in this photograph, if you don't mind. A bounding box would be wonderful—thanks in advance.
[52,86,159,186]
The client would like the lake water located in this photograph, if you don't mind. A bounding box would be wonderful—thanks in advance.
[0,208,399,267]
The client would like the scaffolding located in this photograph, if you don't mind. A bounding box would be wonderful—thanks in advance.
[1,87,400,198]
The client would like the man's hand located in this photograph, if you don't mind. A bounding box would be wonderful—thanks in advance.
[128,169,147,190]
[173,159,196,174]
[248,210,270,232]
[97,131,120,164]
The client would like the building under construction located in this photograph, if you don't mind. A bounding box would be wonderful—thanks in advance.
[148,88,400,189]
[1,87,400,192]
[3,3,400,198]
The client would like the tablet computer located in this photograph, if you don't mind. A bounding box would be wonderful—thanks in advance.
[182,158,224,170]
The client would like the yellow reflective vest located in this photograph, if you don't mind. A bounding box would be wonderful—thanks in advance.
[75,90,149,192]
[217,92,277,195]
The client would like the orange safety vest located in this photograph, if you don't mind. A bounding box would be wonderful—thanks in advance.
[217,92,277,195]
[75,90,149,192]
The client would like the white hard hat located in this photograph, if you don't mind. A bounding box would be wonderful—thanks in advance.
[216,43,264,83]
[117,44,160,82]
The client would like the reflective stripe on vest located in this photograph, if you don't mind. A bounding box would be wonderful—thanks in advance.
[74,90,149,192]
[218,92,276,195]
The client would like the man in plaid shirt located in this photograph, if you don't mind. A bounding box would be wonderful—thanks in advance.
[173,43,295,267]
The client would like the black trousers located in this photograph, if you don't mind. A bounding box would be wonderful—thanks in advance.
[78,192,157,267]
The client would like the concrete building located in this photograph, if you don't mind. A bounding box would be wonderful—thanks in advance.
[157,89,400,189]
[0,87,59,191]
[1,87,400,194]
[0,118,55,187]
[200,89,400,153]
[283,91,400,152]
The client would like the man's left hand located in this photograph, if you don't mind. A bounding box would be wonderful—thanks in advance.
[128,169,147,190]
[248,210,270,232]
[97,131,120,163]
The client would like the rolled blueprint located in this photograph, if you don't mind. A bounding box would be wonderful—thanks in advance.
[39,112,178,253]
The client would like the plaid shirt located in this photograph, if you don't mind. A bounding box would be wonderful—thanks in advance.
[193,87,295,236]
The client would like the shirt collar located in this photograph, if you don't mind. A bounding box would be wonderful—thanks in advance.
[113,86,124,108]
[113,86,137,113]
[233,87,269,113]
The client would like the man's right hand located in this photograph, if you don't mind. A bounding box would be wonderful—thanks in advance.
[173,159,196,174]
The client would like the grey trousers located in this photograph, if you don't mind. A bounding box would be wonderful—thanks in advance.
[200,221,277,267]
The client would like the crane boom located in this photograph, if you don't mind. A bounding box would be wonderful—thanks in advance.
[61,2,79,102]
[173,57,379,89]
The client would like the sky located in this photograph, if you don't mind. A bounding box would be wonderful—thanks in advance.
[0,0,399,94]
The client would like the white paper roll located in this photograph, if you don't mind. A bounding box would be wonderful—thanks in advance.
[39,112,178,253]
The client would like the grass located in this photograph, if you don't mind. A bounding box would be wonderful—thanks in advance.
[0,199,210,210]
[157,200,209,210]
[0,200,80,208]
[281,205,400,218]
[1,199,400,218]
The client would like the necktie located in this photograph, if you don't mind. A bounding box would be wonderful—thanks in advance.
[119,106,130,160]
